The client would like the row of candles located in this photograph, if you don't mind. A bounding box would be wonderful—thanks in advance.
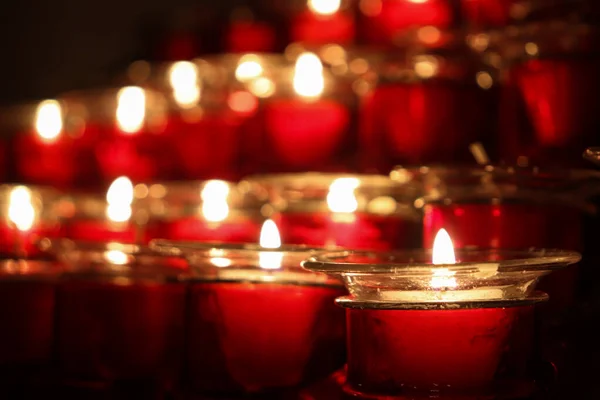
[159,0,600,58]
[2,20,598,188]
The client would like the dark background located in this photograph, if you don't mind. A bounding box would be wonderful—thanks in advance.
[0,0,209,105]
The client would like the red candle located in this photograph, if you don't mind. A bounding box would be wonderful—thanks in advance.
[63,219,141,243]
[345,305,536,397]
[0,260,58,382]
[500,58,600,166]
[358,0,452,46]
[187,281,346,394]
[360,80,493,171]
[291,0,355,45]
[153,217,261,243]
[461,0,516,27]
[226,21,277,53]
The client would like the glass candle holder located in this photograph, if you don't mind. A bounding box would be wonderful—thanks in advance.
[245,173,423,250]
[493,22,600,167]
[303,248,580,399]
[137,179,267,243]
[0,185,62,258]
[289,0,356,46]
[151,240,347,396]
[39,239,188,395]
[0,257,60,390]
[392,165,600,309]
[358,47,498,172]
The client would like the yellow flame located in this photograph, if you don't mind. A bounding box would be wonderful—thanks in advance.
[116,86,146,133]
[327,178,360,213]
[308,0,341,15]
[430,229,457,289]
[235,55,264,82]
[259,219,283,270]
[210,257,232,268]
[293,52,325,98]
[414,56,439,79]
[169,61,201,108]
[105,176,134,223]
[104,250,129,265]
[35,100,63,142]
[8,186,36,231]
[248,77,276,98]
[201,180,230,223]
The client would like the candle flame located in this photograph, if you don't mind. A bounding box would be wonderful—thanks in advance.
[169,61,201,108]
[308,0,341,15]
[116,86,146,133]
[293,52,325,98]
[104,249,129,265]
[235,55,264,82]
[327,178,360,213]
[106,176,134,223]
[431,229,457,289]
[414,56,439,79]
[35,100,63,142]
[201,180,230,223]
[259,219,283,270]
[8,186,36,232]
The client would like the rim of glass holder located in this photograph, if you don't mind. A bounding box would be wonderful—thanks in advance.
[302,248,580,304]
[584,147,600,166]
[151,239,343,286]
[244,172,422,217]
[0,257,62,281]
[39,238,189,282]
[391,164,600,211]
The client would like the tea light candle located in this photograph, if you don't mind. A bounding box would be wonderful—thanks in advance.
[291,0,355,45]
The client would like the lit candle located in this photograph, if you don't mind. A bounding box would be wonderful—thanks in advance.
[169,61,201,109]
[262,53,350,171]
[291,0,355,45]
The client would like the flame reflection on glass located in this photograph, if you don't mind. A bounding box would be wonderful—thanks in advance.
[8,186,36,232]
[430,228,457,289]
[259,219,283,270]
[235,55,264,82]
[104,249,129,265]
[116,86,146,134]
[169,61,201,108]
[293,52,325,98]
[106,176,134,223]
[35,100,63,142]
[327,178,360,213]
[201,180,230,223]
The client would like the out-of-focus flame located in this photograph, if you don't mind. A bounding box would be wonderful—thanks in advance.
[409,0,428,3]
[248,77,276,98]
[201,180,230,223]
[8,186,36,231]
[327,178,360,213]
[35,100,63,142]
[414,55,439,79]
[259,219,283,270]
[104,250,129,265]
[293,52,325,98]
[430,228,457,289]
[169,61,201,108]
[106,176,134,223]
[308,0,341,15]
[116,86,146,133]
[235,55,264,82]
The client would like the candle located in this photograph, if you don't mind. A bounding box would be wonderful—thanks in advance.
[63,177,144,243]
[0,186,61,257]
[258,53,351,172]
[359,54,495,171]
[248,173,422,251]
[357,0,453,46]
[151,223,347,396]
[0,258,59,387]
[291,0,355,45]
[226,21,277,53]
[43,240,187,394]
[302,235,580,398]
[461,0,517,27]
[13,100,78,188]
[143,180,264,243]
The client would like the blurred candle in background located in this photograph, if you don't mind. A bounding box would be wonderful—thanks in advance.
[291,0,355,45]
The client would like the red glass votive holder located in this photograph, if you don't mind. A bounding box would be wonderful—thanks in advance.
[303,248,580,399]
[359,50,497,172]
[497,22,600,167]
[246,173,422,250]
[137,180,266,243]
[239,52,355,173]
[0,185,62,258]
[290,0,355,46]
[151,240,347,396]
[40,239,188,395]
[0,257,60,388]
